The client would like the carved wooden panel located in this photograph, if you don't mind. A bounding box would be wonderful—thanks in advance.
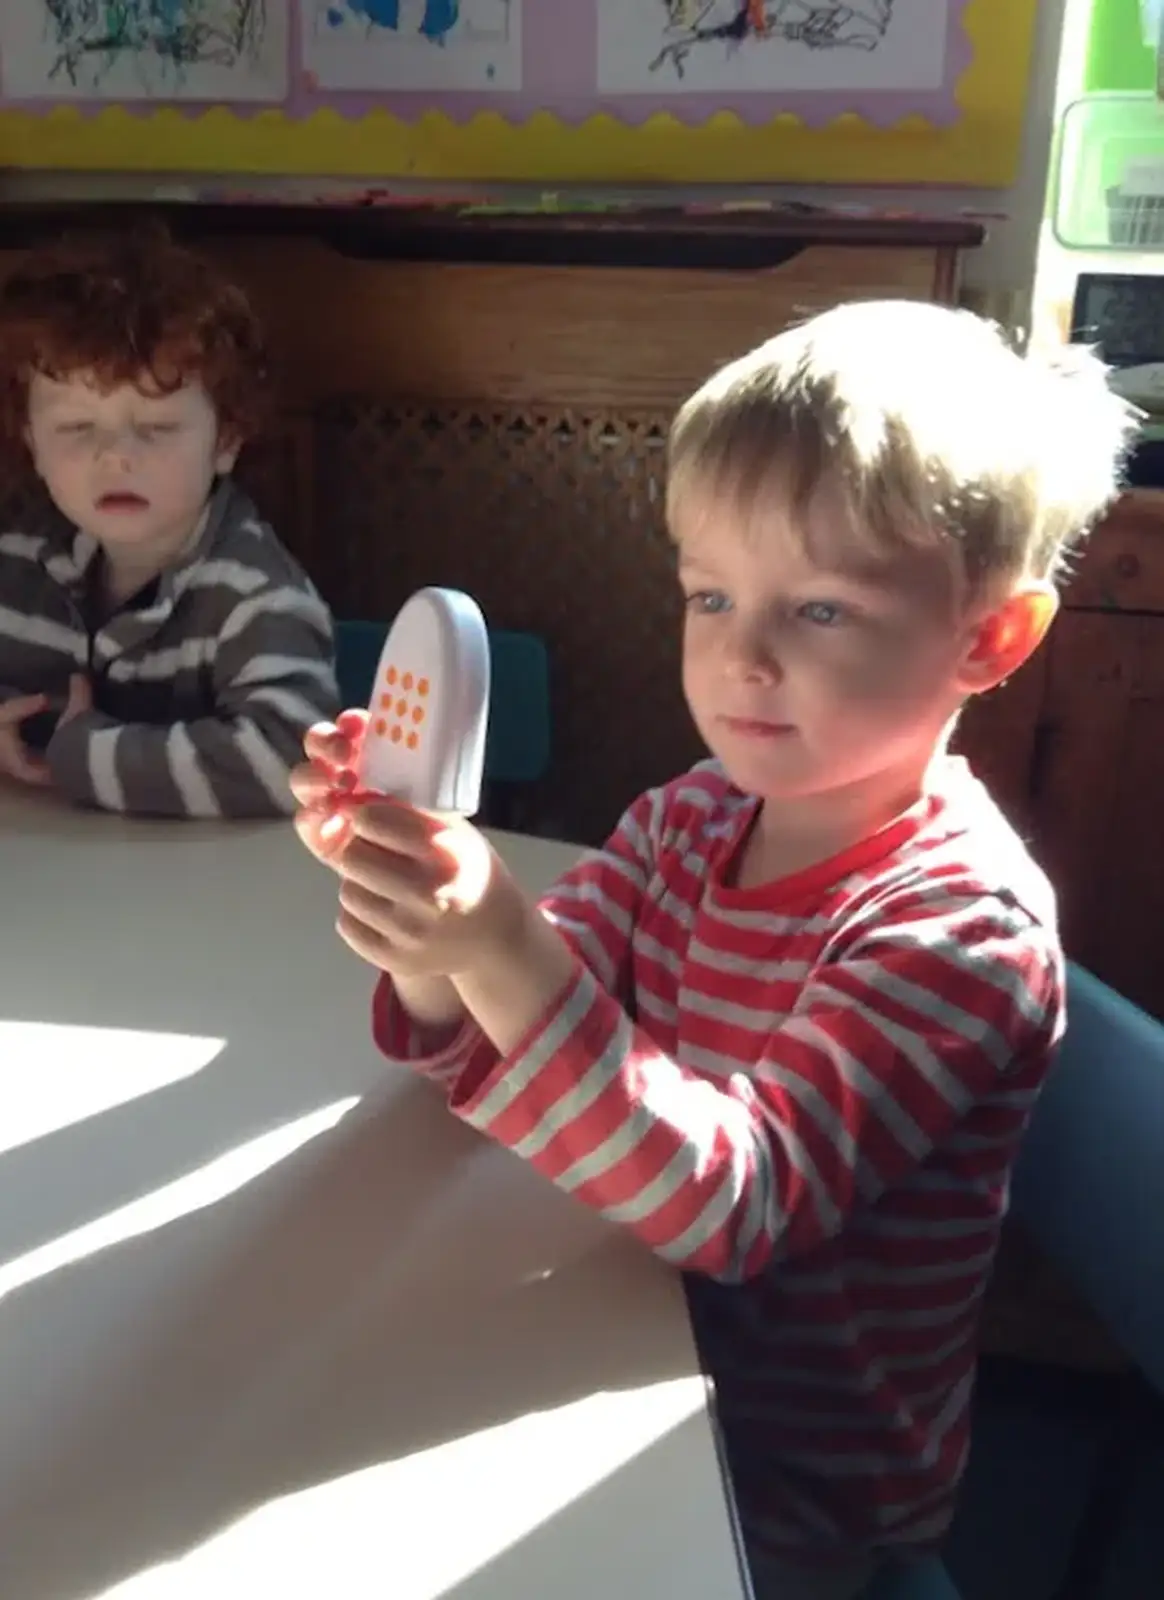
[314,396,703,843]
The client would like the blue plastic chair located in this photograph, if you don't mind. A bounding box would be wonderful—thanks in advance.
[485,629,552,787]
[1011,962,1164,1389]
[1008,965,1164,1596]
[943,963,1164,1599]
[873,964,1164,1600]
[333,618,387,719]
[865,1558,962,1600]
[334,616,551,793]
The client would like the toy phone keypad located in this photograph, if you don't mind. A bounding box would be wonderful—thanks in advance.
[357,588,491,816]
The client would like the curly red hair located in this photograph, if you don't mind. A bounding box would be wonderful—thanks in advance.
[0,223,270,453]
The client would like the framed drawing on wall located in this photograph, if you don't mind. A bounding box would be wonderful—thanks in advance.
[0,2,1039,187]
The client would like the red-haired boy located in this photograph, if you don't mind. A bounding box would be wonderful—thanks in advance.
[0,226,337,817]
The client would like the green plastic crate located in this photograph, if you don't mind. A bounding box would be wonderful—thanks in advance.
[1053,92,1164,248]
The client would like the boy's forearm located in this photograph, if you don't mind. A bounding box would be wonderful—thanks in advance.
[45,710,299,818]
[393,973,465,1031]
[391,911,576,1047]
[454,905,577,1055]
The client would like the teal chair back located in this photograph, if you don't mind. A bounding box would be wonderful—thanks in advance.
[940,963,1164,1600]
[1011,961,1164,1389]
[864,1558,962,1599]
[334,617,551,790]
[334,618,387,717]
[867,964,1164,1600]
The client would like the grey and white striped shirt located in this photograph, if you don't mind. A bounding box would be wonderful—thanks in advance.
[0,477,338,817]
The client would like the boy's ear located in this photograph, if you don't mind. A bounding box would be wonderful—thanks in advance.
[958,583,1058,694]
[215,431,241,476]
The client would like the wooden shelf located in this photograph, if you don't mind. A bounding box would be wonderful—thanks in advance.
[0,185,986,271]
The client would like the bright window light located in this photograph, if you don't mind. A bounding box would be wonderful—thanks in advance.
[0,1020,227,1158]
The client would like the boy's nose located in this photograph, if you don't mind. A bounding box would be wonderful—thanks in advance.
[722,624,781,684]
[92,429,136,466]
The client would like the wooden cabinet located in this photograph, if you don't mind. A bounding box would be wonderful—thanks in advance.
[956,490,1164,1019]
[0,195,978,408]
[1035,611,1164,1007]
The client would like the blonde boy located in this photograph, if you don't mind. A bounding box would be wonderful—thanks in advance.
[291,302,1134,1599]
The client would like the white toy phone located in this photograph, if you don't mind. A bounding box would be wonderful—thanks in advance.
[356,587,491,816]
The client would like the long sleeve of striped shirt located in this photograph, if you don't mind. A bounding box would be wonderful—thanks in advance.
[44,583,336,818]
[373,764,1062,1286]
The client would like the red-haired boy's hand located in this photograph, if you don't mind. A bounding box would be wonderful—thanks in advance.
[0,694,52,787]
[56,673,93,728]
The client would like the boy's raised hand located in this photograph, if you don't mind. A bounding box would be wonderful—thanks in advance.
[291,712,530,981]
[333,799,527,980]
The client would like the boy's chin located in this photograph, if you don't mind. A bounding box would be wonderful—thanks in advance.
[88,525,166,551]
[710,742,819,800]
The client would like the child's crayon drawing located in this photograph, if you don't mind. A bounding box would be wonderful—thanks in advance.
[597,0,949,96]
[302,0,521,91]
[0,0,289,100]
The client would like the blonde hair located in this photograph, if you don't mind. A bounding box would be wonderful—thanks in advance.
[667,300,1138,592]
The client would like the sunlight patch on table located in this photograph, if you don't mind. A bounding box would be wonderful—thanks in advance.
[0,1019,226,1157]
[0,1097,359,1300]
[91,1378,705,1599]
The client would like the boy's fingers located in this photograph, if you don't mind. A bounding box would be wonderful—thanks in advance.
[6,746,51,785]
[347,799,448,860]
[288,761,338,807]
[293,805,352,867]
[303,706,370,780]
[335,906,395,973]
[337,836,446,914]
[303,723,354,768]
[0,693,47,727]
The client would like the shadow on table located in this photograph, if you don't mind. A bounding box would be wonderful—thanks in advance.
[0,1075,692,1600]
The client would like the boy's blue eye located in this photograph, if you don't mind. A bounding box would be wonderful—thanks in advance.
[686,590,731,615]
[57,422,92,435]
[798,600,845,627]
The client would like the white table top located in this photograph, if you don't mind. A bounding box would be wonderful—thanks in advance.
[0,787,747,1600]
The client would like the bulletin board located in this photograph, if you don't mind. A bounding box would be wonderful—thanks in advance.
[0,2,1039,188]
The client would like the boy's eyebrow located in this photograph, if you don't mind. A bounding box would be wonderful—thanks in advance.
[31,393,89,414]
[675,550,717,573]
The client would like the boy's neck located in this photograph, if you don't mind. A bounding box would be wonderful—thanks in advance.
[743,753,943,887]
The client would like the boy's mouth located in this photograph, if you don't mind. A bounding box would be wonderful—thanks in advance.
[720,716,796,739]
[96,492,149,511]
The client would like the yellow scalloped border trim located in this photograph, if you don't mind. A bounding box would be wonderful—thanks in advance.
[0,0,1036,187]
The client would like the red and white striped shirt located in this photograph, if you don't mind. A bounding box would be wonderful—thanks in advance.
[373,758,1063,1560]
